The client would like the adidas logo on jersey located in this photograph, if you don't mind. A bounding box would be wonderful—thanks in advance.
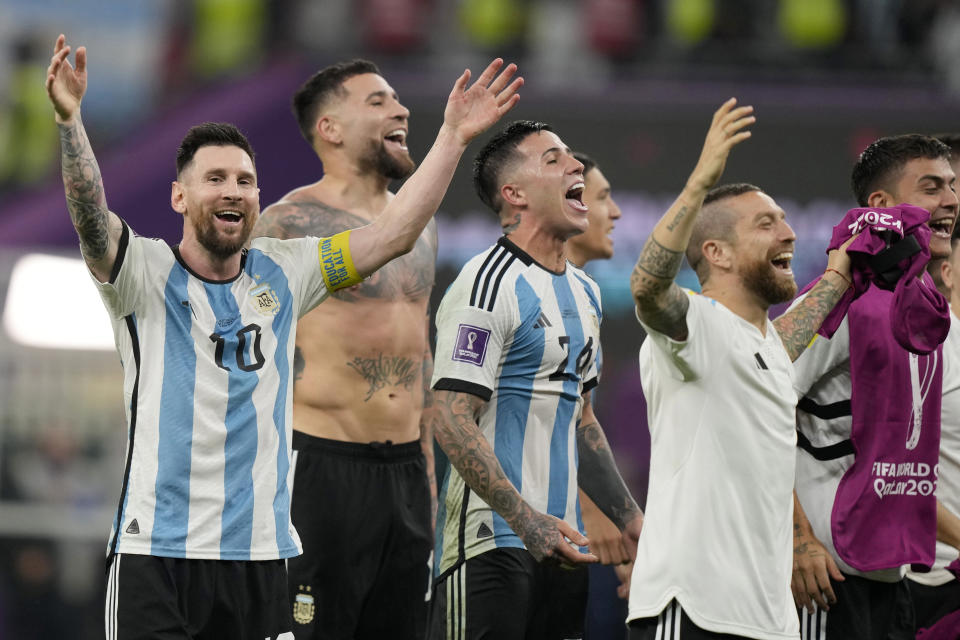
[477,522,493,539]
[125,519,140,534]
[533,312,553,329]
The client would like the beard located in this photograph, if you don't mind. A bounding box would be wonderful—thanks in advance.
[740,258,797,306]
[193,213,254,260]
[359,139,416,180]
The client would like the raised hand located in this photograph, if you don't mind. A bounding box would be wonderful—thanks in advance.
[687,97,755,193]
[46,34,87,123]
[513,506,597,566]
[443,59,523,145]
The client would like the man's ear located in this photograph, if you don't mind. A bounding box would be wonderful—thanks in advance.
[942,257,955,292]
[500,183,525,209]
[866,189,895,208]
[702,239,733,272]
[171,181,187,216]
[316,115,342,145]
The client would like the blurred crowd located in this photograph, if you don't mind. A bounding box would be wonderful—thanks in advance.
[1,0,959,196]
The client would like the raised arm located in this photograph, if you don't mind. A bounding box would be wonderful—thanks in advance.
[433,389,596,565]
[630,98,754,340]
[576,391,643,558]
[45,34,123,283]
[349,59,522,277]
[773,243,853,361]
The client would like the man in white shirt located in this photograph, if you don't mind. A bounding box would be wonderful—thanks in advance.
[627,99,852,640]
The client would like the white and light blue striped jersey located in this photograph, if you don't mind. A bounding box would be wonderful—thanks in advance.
[93,223,330,561]
[431,236,602,576]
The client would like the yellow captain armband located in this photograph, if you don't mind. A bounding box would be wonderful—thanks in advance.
[318,230,364,291]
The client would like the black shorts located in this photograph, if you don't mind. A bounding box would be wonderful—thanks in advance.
[427,547,589,640]
[907,578,960,631]
[629,600,750,640]
[288,433,432,640]
[796,573,913,640]
[105,553,292,640]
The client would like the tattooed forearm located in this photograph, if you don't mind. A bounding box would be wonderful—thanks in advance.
[634,281,690,341]
[434,391,520,516]
[347,355,417,400]
[664,205,690,233]
[634,236,684,282]
[58,119,110,261]
[630,236,688,334]
[434,389,573,561]
[577,420,641,529]
[773,275,846,361]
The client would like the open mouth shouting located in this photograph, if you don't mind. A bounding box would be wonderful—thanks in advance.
[566,181,587,213]
[384,128,408,152]
[929,215,955,239]
[771,251,793,275]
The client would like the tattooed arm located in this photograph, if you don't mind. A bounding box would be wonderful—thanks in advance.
[433,389,596,564]
[773,261,851,361]
[577,391,643,558]
[630,98,754,340]
[792,491,844,613]
[46,35,123,282]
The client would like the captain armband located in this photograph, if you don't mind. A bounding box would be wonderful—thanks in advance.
[318,230,364,291]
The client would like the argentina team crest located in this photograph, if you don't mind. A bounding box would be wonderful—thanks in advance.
[249,282,281,316]
[293,585,315,624]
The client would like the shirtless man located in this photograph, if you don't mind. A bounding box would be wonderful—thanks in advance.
[254,59,521,639]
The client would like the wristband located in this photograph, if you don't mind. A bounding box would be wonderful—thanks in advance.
[824,268,851,288]
[319,230,364,291]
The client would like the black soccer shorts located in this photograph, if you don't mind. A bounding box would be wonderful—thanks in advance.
[105,553,292,640]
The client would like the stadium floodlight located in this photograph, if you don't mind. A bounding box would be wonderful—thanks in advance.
[3,253,115,350]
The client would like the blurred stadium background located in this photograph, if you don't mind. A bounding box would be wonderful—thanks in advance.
[1,0,959,635]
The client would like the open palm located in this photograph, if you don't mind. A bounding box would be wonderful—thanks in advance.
[443,58,523,145]
[45,34,87,122]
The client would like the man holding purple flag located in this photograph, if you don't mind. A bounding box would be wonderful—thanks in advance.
[791,134,958,639]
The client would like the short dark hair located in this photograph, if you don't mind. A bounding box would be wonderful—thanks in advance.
[687,183,763,284]
[851,134,950,206]
[473,120,553,215]
[292,59,381,144]
[934,133,960,162]
[176,122,255,177]
[572,152,597,176]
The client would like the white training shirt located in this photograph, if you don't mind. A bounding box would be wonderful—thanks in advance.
[94,224,330,561]
[431,237,601,577]
[628,290,799,640]
[909,309,960,586]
